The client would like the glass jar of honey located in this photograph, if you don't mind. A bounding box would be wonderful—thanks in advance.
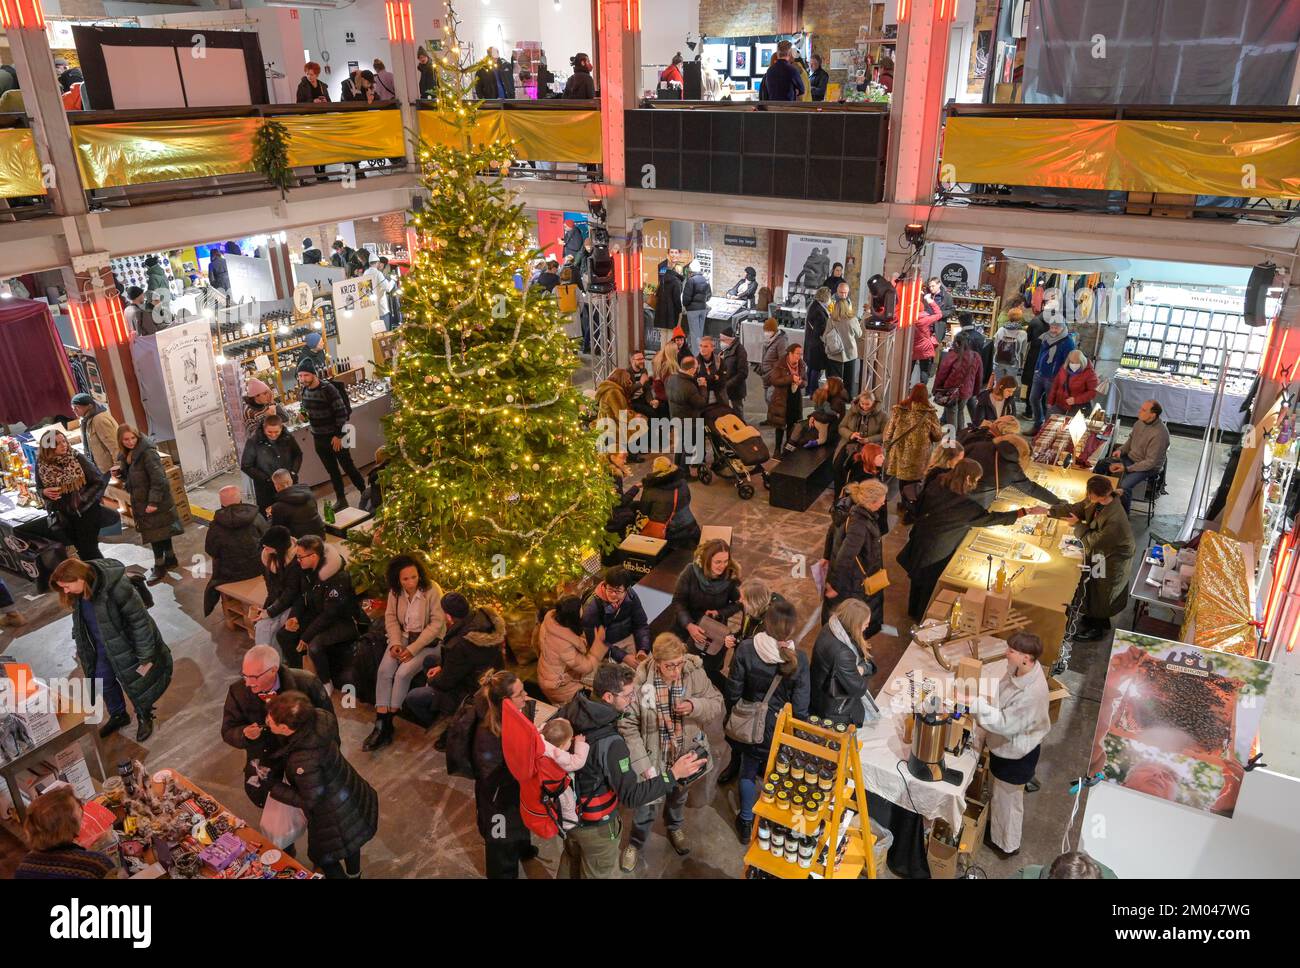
[761,782,776,804]
[776,791,790,811]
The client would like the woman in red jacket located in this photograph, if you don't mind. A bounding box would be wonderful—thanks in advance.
[912,294,943,385]
[1047,349,1099,417]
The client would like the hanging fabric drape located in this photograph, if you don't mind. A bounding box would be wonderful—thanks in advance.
[0,127,45,198]
[417,109,604,164]
[0,299,77,425]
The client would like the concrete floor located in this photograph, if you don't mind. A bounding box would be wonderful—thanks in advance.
[0,378,1229,879]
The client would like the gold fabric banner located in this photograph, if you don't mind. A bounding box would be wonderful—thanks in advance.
[1182,531,1258,657]
[418,109,603,164]
[942,116,1300,199]
[71,111,405,189]
[0,128,47,197]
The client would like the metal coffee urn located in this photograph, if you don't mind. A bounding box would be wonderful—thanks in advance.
[907,700,963,784]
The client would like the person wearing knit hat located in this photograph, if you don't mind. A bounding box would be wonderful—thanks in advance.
[297,362,365,507]
[637,454,700,548]
[70,392,119,474]
[301,238,323,265]
[402,593,507,730]
[241,377,290,438]
[298,330,328,376]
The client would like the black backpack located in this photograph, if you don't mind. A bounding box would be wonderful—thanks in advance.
[995,334,1020,365]
[443,695,481,779]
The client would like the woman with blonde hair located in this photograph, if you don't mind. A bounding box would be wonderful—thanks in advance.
[810,597,878,726]
[35,429,108,562]
[883,383,944,484]
[671,537,742,691]
[824,479,888,627]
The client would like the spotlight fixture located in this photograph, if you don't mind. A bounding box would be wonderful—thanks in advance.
[904,222,926,249]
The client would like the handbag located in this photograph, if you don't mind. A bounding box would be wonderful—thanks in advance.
[857,554,890,596]
[640,486,677,540]
[725,668,784,745]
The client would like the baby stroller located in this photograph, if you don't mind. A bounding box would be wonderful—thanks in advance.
[699,402,771,500]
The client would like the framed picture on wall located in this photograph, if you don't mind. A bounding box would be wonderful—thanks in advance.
[703,42,729,72]
[755,42,778,70]
[731,45,750,76]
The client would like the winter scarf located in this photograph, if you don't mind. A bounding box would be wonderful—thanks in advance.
[37,452,86,495]
[654,669,686,763]
[692,562,732,596]
[753,631,787,665]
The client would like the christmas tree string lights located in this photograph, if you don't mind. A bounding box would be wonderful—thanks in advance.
[349,2,615,606]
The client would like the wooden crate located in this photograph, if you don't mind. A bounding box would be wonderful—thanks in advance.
[216,576,268,640]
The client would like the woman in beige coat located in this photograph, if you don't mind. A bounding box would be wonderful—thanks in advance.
[883,383,944,484]
[537,596,607,705]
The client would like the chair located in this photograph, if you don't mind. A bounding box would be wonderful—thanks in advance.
[1128,461,1168,524]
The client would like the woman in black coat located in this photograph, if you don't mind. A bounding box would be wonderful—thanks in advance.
[53,557,173,743]
[723,599,809,842]
[810,597,877,727]
[898,459,1047,620]
[673,538,742,693]
[803,287,831,397]
[472,671,536,878]
[114,426,182,582]
[638,456,700,548]
[296,62,330,103]
[35,430,108,562]
[823,479,888,630]
[266,691,378,878]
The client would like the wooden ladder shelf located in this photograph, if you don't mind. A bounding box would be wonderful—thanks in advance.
[742,704,876,879]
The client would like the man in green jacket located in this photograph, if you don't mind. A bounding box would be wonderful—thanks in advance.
[1050,475,1136,641]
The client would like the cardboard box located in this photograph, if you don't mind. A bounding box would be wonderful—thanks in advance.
[960,588,986,632]
[926,820,960,879]
[983,589,1012,628]
[955,655,984,705]
[959,798,988,854]
[699,525,733,548]
[615,533,668,579]
[1046,674,1070,725]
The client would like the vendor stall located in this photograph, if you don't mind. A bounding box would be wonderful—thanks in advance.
[288,379,392,488]
[929,462,1114,668]
[1106,370,1251,433]
[92,763,315,879]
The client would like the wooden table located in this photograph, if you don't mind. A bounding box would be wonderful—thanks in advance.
[929,462,1116,669]
[216,576,268,640]
[0,711,106,830]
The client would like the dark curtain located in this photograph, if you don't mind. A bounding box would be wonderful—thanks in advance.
[1023,0,1300,104]
[0,298,77,426]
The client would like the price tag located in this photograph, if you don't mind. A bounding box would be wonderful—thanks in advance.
[253,354,272,372]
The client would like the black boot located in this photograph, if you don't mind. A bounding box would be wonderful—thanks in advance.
[98,712,130,738]
[734,816,753,845]
[362,713,394,752]
[135,714,155,742]
[148,561,168,584]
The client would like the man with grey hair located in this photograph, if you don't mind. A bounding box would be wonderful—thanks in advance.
[221,644,334,810]
[268,467,326,537]
[202,484,268,617]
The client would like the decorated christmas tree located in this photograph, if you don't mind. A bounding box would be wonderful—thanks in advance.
[350,6,616,607]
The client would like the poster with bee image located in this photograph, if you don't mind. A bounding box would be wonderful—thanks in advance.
[1089,630,1273,818]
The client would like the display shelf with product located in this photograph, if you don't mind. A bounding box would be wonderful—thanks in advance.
[950,285,1000,334]
[743,704,875,880]
[214,305,339,401]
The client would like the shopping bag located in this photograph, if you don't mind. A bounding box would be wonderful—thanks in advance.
[811,558,829,595]
[261,795,307,849]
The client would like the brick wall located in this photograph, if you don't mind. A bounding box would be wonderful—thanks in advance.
[699,0,781,37]
[353,212,408,248]
[697,222,773,297]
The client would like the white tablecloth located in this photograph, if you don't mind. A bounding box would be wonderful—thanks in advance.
[857,641,1005,830]
[1106,375,1248,433]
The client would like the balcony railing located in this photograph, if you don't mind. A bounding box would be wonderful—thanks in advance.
[938,103,1300,223]
[415,99,602,183]
[0,113,50,220]
[624,100,887,203]
[68,101,408,208]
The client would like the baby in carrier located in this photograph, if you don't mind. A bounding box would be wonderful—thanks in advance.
[540,718,590,831]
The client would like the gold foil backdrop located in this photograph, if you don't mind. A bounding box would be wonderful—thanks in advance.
[0,128,46,197]
[1182,531,1258,657]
